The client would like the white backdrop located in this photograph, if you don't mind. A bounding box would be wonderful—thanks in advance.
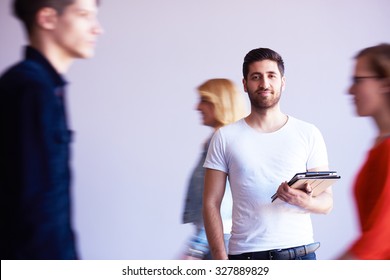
[1,0,389,260]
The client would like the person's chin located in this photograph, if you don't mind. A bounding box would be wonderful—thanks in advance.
[84,51,96,58]
[78,48,96,59]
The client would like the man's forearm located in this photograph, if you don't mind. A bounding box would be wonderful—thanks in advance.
[306,191,333,214]
[203,204,228,260]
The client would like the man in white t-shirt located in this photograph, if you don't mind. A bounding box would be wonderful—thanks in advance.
[203,47,333,260]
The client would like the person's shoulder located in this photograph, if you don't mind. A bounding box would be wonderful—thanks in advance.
[371,138,390,163]
[378,138,390,150]
[0,61,56,103]
[288,115,319,130]
[219,118,246,133]
[287,116,324,139]
[0,61,20,80]
[0,59,52,88]
[227,118,246,128]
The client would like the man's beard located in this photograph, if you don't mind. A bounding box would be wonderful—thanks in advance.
[248,87,282,110]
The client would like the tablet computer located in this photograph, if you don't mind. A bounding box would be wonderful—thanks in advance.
[271,171,340,202]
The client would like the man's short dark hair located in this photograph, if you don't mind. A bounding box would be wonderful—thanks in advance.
[13,0,75,35]
[13,0,101,36]
[243,48,285,80]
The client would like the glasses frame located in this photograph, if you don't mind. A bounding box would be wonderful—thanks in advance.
[352,75,382,84]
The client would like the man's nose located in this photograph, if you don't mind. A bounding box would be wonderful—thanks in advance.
[93,19,104,35]
[258,77,269,89]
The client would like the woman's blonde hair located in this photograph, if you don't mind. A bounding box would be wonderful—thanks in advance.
[197,78,248,127]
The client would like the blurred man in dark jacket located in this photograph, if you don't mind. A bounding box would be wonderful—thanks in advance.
[0,0,103,259]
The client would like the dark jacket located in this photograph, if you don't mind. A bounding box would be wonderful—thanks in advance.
[0,46,78,259]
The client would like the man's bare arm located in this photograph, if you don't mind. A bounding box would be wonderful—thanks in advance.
[203,168,228,260]
[276,166,333,214]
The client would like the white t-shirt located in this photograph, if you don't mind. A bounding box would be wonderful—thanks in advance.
[221,182,232,234]
[204,116,328,254]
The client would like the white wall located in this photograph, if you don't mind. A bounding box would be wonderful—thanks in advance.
[1,0,389,260]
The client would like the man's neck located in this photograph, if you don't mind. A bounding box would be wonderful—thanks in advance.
[245,106,288,133]
[29,38,73,74]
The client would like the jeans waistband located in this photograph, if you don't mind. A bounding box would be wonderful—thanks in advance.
[228,242,321,260]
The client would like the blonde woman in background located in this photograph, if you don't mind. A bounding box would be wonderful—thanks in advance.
[338,43,390,260]
[181,78,248,259]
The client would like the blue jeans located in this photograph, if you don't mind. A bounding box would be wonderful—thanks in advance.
[186,227,230,260]
[298,252,316,260]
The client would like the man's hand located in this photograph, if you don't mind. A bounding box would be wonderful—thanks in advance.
[276,181,313,209]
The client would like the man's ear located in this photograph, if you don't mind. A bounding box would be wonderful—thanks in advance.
[281,76,286,91]
[242,78,248,93]
[36,7,58,30]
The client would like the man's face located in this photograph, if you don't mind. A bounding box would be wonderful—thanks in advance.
[243,59,285,110]
[51,0,103,59]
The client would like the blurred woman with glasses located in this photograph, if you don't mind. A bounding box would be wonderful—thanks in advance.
[338,43,390,260]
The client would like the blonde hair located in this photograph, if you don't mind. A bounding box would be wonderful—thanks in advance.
[197,78,248,126]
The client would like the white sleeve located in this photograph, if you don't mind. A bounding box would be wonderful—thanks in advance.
[203,129,228,173]
[307,125,329,169]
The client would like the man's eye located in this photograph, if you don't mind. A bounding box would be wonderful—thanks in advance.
[78,11,93,19]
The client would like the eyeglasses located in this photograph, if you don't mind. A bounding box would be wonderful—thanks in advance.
[352,75,382,84]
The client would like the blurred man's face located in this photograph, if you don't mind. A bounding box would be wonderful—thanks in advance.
[51,0,103,59]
